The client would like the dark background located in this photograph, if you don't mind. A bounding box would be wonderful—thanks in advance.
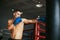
[0,0,46,40]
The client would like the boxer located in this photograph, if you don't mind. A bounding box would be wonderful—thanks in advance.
[7,10,38,40]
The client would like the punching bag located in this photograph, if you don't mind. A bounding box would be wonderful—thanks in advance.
[46,0,59,40]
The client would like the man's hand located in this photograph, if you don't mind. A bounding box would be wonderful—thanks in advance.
[37,16,46,22]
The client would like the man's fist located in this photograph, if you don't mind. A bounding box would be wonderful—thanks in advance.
[37,16,46,22]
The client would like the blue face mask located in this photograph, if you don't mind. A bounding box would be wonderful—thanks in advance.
[13,17,22,25]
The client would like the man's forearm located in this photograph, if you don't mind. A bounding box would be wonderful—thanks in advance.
[32,19,38,23]
[28,19,38,23]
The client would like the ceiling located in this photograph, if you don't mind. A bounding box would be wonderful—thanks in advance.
[0,0,46,17]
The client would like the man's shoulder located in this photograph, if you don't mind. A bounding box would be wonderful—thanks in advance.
[8,19,13,22]
[22,18,27,20]
[22,18,27,22]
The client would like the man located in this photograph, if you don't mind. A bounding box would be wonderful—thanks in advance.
[7,9,38,40]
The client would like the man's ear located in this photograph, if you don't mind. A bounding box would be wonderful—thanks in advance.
[13,13,15,16]
[21,12,23,14]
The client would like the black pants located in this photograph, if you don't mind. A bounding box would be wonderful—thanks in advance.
[8,38,22,40]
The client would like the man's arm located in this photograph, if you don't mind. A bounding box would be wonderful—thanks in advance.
[23,18,38,24]
[7,20,15,30]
